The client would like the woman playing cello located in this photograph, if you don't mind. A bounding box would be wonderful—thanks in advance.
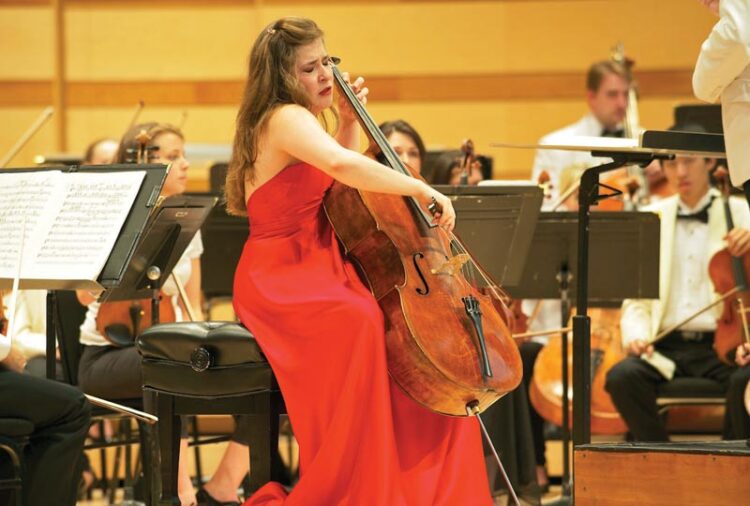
[227,17,497,506]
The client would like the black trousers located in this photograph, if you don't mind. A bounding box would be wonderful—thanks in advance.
[726,364,750,439]
[519,341,546,466]
[605,335,735,441]
[78,345,254,445]
[0,369,90,506]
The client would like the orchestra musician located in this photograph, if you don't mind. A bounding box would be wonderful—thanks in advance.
[693,0,750,208]
[226,16,495,505]
[75,122,251,506]
[82,137,118,166]
[379,119,425,175]
[605,123,750,441]
[5,137,120,380]
[0,293,91,506]
[531,60,631,206]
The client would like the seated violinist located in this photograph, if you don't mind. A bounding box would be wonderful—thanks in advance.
[76,122,252,506]
[430,150,485,186]
[605,123,750,441]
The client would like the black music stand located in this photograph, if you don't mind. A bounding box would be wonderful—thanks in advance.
[197,196,247,300]
[507,211,660,502]
[433,184,544,287]
[0,163,171,379]
[98,193,218,304]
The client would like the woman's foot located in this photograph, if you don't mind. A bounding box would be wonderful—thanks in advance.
[196,487,241,506]
[536,465,550,493]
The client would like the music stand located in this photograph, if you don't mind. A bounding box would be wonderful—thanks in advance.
[507,210,660,501]
[0,164,172,379]
[433,184,543,287]
[509,212,659,302]
[197,196,247,300]
[98,193,218,303]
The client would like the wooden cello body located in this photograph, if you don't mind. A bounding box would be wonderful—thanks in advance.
[324,65,522,416]
[529,308,628,434]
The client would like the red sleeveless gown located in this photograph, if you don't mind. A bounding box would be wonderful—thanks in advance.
[233,162,493,506]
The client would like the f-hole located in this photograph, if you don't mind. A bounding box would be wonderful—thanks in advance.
[413,253,430,295]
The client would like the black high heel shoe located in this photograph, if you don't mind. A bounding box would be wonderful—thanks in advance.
[196,487,241,506]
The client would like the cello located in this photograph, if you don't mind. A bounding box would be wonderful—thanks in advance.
[528,310,628,434]
[324,62,523,418]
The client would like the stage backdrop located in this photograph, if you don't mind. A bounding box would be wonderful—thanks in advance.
[0,0,715,188]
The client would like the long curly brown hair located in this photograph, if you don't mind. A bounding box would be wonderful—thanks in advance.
[226,17,330,216]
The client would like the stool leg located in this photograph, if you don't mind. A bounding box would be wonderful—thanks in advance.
[247,392,281,493]
[154,392,181,506]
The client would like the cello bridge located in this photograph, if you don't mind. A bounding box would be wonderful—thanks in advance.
[431,253,470,276]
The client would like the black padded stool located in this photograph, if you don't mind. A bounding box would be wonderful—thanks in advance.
[0,418,33,506]
[137,321,285,505]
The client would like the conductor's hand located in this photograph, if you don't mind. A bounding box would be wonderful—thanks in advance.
[736,342,750,367]
[337,72,368,126]
[417,183,456,231]
[627,339,654,357]
[725,228,750,257]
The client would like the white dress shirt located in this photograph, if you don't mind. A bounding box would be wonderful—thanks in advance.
[1,290,47,359]
[531,114,619,207]
[659,192,717,332]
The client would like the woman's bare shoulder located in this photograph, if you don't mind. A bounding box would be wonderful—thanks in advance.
[269,103,313,127]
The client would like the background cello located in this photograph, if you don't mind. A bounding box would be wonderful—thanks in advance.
[528,309,628,434]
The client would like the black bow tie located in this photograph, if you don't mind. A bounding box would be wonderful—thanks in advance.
[676,199,714,224]
[601,128,625,138]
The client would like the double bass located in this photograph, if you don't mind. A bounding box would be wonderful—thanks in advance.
[324,62,522,417]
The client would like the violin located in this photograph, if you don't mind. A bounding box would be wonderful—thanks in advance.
[325,62,522,416]
[95,126,176,347]
[708,167,750,364]
[455,139,483,186]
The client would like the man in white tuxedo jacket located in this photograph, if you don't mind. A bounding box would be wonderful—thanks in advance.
[531,60,631,207]
[693,0,750,203]
[606,148,750,441]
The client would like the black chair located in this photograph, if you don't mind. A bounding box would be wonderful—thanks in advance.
[656,377,726,434]
[137,321,285,505]
[0,419,33,506]
[52,290,155,503]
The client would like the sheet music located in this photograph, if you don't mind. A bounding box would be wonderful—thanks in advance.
[0,170,145,284]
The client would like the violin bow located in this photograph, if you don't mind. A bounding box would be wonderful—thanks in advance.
[0,107,54,168]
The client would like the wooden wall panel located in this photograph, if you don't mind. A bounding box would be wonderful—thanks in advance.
[0,0,717,177]
[0,7,54,79]
[0,108,58,167]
